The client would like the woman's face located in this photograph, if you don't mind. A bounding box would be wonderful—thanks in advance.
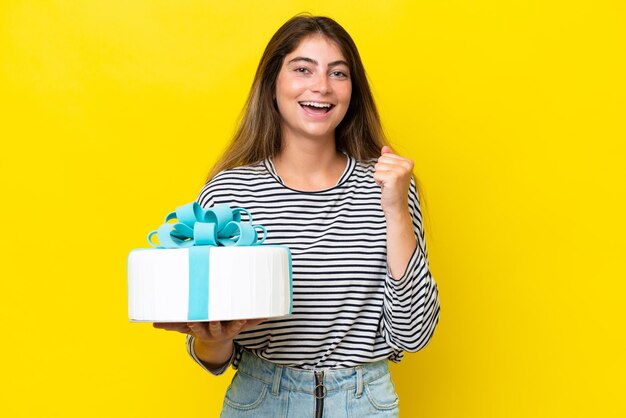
[275,35,352,143]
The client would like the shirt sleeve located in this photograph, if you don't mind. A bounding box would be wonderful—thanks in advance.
[379,178,441,352]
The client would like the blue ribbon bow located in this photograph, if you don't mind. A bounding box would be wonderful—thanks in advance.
[147,202,267,248]
[146,202,267,320]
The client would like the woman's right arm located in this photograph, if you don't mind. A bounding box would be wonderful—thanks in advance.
[153,319,266,370]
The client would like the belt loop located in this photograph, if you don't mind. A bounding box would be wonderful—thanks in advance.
[355,366,363,398]
[272,364,284,395]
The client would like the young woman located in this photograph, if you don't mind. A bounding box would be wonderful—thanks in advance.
[154,14,440,417]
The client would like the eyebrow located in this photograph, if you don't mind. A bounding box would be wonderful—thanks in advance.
[287,57,349,68]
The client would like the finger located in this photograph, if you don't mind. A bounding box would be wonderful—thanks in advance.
[245,318,268,328]
[372,170,387,181]
[225,320,247,338]
[373,165,394,178]
[188,321,212,340]
[207,321,223,339]
[374,162,393,174]
[375,172,410,189]
[374,162,405,177]
[381,145,393,155]
[375,160,414,175]
[377,153,413,166]
[153,322,190,333]
[380,147,412,165]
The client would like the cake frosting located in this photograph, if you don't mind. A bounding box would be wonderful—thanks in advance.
[128,245,292,322]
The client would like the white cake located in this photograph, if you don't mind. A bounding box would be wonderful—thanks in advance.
[127,245,292,322]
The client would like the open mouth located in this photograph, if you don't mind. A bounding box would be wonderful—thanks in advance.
[299,101,334,114]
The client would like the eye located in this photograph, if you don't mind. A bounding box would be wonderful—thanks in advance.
[330,71,348,79]
[294,67,310,74]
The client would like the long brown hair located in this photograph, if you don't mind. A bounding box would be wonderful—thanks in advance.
[207,14,388,180]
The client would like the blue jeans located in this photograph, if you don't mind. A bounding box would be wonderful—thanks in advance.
[221,350,399,417]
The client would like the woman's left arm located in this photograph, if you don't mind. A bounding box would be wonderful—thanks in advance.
[374,146,441,352]
[374,146,419,278]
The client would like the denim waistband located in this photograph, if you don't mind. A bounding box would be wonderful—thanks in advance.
[237,350,390,396]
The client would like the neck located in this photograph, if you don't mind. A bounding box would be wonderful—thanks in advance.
[272,134,347,191]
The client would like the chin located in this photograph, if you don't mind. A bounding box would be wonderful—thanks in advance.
[303,129,336,139]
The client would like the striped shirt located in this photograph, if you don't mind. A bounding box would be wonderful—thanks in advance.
[187,155,440,373]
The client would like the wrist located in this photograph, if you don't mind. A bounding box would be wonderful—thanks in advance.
[194,337,232,352]
[193,338,234,367]
[383,205,411,223]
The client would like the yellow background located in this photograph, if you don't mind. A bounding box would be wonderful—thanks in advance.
[1,1,624,417]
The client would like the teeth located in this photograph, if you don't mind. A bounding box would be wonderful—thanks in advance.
[300,101,332,108]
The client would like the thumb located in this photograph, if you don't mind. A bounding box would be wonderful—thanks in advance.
[381,145,393,156]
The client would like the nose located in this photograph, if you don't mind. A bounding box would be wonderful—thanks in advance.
[311,73,332,95]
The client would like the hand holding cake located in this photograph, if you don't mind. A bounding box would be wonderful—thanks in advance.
[153,319,267,370]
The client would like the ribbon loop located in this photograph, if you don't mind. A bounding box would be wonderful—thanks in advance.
[175,202,205,228]
[231,207,253,223]
[202,204,235,231]
[194,222,218,246]
[236,223,259,247]
[254,225,268,245]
